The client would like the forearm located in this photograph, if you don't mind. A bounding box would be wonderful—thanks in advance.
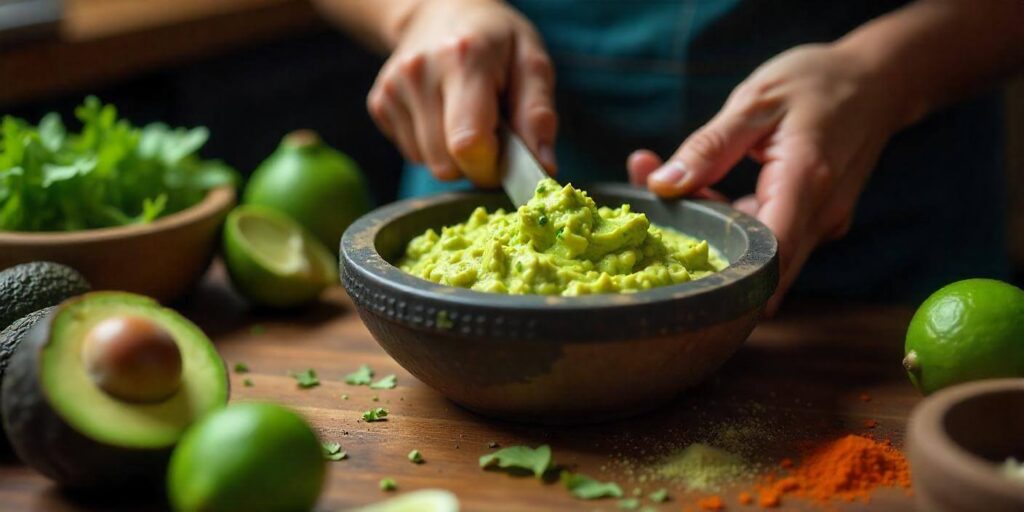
[311,0,422,52]
[837,0,1024,129]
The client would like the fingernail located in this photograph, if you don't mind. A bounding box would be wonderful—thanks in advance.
[649,161,690,186]
[538,144,557,171]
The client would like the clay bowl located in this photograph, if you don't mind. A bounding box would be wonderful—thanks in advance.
[0,187,235,303]
[908,379,1024,512]
[340,183,778,423]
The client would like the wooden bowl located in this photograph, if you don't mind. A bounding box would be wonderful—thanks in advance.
[340,183,778,423]
[0,187,235,303]
[908,378,1024,512]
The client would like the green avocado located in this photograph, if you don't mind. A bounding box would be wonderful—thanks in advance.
[0,261,90,331]
[0,306,56,451]
[1,292,228,488]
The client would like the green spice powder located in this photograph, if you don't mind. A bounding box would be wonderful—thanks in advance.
[655,443,750,491]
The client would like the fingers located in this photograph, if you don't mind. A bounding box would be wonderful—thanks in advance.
[753,142,833,316]
[367,84,422,164]
[626,149,662,186]
[508,37,558,174]
[647,87,782,198]
[442,72,500,187]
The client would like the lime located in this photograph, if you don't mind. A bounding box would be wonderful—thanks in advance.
[223,205,337,309]
[244,130,371,254]
[352,489,460,512]
[167,402,325,512]
[904,278,1024,394]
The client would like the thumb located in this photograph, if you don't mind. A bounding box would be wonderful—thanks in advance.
[648,102,780,198]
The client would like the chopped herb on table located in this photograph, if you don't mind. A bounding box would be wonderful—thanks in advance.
[479,444,552,479]
[341,394,349,400]
[321,441,347,461]
[617,498,640,510]
[379,478,397,492]
[345,364,374,385]
[233,362,249,373]
[369,374,397,390]
[648,488,669,503]
[372,396,380,402]
[408,449,424,464]
[243,378,253,387]
[362,407,389,422]
[561,472,624,500]
[292,369,319,388]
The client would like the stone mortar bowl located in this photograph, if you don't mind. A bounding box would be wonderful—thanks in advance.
[908,379,1024,512]
[340,183,778,424]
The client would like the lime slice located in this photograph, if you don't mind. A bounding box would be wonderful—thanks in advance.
[223,205,337,308]
[351,489,460,512]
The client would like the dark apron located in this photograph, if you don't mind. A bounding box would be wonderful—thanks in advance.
[399,0,1008,302]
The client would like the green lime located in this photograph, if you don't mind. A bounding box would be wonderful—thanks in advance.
[352,489,460,512]
[244,130,371,254]
[904,278,1024,394]
[223,205,337,309]
[167,402,325,512]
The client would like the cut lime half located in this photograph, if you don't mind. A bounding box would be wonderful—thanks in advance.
[223,205,337,308]
[351,489,459,512]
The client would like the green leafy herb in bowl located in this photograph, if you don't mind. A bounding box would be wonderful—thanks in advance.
[0,96,237,232]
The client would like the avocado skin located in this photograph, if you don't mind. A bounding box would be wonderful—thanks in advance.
[0,306,56,451]
[1,308,169,488]
[0,262,90,331]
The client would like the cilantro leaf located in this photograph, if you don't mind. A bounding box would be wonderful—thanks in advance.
[561,472,623,500]
[479,445,552,479]
[648,488,669,503]
[292,369,320,389]
[362,407,389,422]
[408,449,424,464]
[379,478,397,491]
[233,362,249,373]
[243,378,253,387]
[617,498,640,510]
[322,441,347,461]
[345,364,374,385]
[0,97,239,232]
[369,374,397,390]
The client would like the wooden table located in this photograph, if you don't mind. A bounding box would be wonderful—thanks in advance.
[0,263,921,511]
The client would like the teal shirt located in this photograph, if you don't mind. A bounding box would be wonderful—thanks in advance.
[399,1,1008,302]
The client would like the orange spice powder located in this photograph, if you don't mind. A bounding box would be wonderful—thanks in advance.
[756,434,910,508]
[698,496,726,510]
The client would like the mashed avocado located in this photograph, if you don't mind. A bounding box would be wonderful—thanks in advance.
[399,179,726,295]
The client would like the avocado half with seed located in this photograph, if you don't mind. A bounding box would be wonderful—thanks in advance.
[1,292,228,488]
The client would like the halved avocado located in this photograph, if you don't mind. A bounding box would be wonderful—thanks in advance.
[1,292,228,488]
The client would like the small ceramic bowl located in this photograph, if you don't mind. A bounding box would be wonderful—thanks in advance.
[341,183,777,423]
[908,379,1024,512]
[0,187,235,303]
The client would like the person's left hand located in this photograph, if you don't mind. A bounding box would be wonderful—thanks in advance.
[628,43,913,315]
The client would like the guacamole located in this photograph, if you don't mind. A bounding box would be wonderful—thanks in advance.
[398,179,726,295]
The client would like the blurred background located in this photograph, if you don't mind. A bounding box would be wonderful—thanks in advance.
[2,0,1022,282]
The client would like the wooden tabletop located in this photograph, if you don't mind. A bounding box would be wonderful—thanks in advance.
[0,262,921,511]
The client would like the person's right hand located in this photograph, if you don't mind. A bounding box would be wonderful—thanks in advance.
[367,0,558,187]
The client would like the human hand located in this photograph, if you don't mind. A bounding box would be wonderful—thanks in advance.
[367,0,557,187]
[628,43,910,315]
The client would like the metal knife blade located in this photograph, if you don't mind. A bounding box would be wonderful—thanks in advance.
[497,122,550,207]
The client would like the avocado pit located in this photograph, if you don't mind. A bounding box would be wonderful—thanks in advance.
[82,315,182,403]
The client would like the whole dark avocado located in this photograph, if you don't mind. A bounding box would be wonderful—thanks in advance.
[1,292,228,488]
[0,262,90,331]
[0,306,56,450]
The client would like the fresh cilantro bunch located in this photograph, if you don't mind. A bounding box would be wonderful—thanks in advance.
[0,97,238,231]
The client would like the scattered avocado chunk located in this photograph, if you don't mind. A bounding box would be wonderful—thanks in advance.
[0,292,228,488]
[0,262,90,331]
[408,449,424,464]
[380,477,398,492]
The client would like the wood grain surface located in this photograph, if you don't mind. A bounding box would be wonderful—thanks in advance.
[0,262,921,511]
